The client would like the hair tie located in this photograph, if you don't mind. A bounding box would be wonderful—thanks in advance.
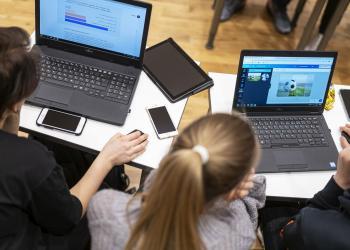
[192,145,209,164]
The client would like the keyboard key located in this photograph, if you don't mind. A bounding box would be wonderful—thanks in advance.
[250,116,326,148]
[40,55,136,104]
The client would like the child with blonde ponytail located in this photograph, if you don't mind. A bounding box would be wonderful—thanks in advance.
[88,113,266,250]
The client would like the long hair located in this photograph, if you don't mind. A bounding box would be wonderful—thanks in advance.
[0,26,39,118]
[125,113,259,250]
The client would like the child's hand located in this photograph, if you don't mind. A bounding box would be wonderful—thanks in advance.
[227,168,255,201]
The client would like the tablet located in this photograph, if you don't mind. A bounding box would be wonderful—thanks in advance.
[143,38,213,102]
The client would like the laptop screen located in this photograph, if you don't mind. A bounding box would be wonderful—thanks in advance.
[234,55,334,109]
[39,0,148,59]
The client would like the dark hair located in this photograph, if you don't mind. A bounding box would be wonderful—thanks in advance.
[0,26,39,118]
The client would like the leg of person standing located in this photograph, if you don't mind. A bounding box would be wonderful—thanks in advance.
[267,0,292,34]
[220,0,247,21]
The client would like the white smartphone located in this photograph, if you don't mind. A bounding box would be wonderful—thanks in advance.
[146,105,178,139]
[36,108,87,135]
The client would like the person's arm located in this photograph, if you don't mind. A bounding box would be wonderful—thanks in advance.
[28,165,83,235]
[226,169,266,228]
[70,131,148,215]
[28,131,148,235]
[240,176,266,228]
[282,124,350,249]
[307,125,350,210]
[307,176,344,210]
[334,124,350,190]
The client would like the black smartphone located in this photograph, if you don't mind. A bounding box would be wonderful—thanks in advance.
[340,89,350,120]
[146,105,178,139]
[36,108,87,135]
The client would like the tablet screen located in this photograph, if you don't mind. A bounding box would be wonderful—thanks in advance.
[143,39,211,100]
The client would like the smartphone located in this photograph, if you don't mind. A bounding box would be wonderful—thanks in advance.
[146,105,178,139]
[36,108,87,135]
[340,89,350,120]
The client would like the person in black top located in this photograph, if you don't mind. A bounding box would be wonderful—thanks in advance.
[261,125,350,249]
[280,124,350,249]
[0,27,148,249]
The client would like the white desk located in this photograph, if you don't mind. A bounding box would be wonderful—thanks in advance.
[20,34,188,169]
[209,72,349,199]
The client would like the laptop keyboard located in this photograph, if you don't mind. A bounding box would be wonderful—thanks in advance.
[250,116,328,148]
[39,55,136,105]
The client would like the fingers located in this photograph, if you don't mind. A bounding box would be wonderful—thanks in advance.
[340,125,350,135]
[129,133,149,147]
[132,139,148,152]
[340,125,350,149]
[122,140,149,163]
[240,180,254,190]
[246,172,255,182]
[237,189,250,198]
[340,136,350,149]
[124,130,143,141]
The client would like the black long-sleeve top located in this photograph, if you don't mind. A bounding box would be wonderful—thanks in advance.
[283,176,350,249]
[0,130,82,249]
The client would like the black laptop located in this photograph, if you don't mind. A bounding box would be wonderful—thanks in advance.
[27,0,152,125]
[233,50,339,173]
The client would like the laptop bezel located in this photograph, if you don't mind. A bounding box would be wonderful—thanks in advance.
[232,50,337,114]
[35,0,152,69]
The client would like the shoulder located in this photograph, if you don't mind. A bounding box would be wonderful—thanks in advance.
[88,189,133,223]
[88,190,137,250]
[199,199,256,250]
[1,133,55,168]
[0,133,56,183]
[25,139,56,166]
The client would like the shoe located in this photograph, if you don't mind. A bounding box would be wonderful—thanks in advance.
[266,0,291,34]
[220,0,246,22]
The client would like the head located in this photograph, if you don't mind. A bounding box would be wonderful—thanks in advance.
[0,27,39,125]
[125,113,260,250]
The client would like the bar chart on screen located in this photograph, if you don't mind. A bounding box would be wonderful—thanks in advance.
[62,0,119,33]
[40,0,147,57]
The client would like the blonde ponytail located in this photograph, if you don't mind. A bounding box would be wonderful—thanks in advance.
[125,149,205,250]
[125,113,259,250]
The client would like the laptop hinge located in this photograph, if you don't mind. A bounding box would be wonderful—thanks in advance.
[245,111,321,116]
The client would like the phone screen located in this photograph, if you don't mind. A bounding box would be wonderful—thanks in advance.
[340,89,350,119]
[148,106,176,134]
[42,109,81,131]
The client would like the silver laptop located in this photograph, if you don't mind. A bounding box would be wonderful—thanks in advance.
[233,50,339,173]
[28,0,152,125]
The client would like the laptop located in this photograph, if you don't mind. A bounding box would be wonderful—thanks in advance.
[233,50,339,173]
[28,0,152,125]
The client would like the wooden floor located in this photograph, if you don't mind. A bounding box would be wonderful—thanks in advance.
[2,0,350,249]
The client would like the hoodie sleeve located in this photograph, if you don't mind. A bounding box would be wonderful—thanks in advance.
[241,175,267,228]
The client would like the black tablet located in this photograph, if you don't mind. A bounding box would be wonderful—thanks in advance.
[143,38,213,102]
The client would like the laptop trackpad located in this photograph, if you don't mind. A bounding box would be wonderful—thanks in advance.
[36,84,72,105]
[273,150,308,170]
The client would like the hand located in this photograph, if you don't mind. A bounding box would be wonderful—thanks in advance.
[334,124,350,190]
[97,131,148,169]
[227,168,255,201]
